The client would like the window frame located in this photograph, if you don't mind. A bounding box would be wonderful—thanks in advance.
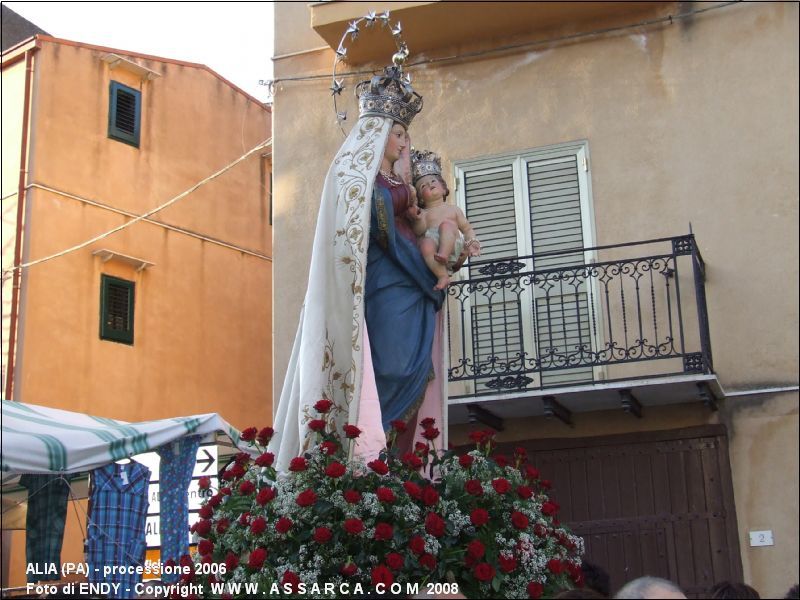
[107,80,142,148]
[99,274,135,345]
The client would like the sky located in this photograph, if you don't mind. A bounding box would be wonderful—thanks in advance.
[4,1,274,102]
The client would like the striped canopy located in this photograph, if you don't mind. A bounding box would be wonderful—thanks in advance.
[1,399,247,476]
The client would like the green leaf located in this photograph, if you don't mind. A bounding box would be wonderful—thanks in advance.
[491,574,502,592]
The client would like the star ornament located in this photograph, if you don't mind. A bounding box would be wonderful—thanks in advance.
[330,79,345,96]
[346,21,360,40]
[364,11,376,26]
[337,110,347,121]
[391,22,403,37]
[336,45,347,60]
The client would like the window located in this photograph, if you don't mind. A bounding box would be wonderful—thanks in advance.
[100,274,135,344]
[454,141,600,388]
[108,81,141,147]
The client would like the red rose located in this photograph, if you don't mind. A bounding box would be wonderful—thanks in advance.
[376,487,396,503]
[525,465,540,480]
[220,486,232,496]
[467,539,485,559]
[234,452,250,465]
[409,535,426,555]
[198,476,211,490]
[371,565,393,587]
[320,441,338,455]
[419,553,437,570]
[470,508,489,526]
[247,548,267,570]
[374,522,394,541]
[240,427,258,441]
[540,479,552,489]
[340,562,357,577]
[527,581,544,599]
[325,461,346,478]
[224,552,239,570]
[511,511,530,530]
[425,512,445,537]
[390,420,407,433]
[275,517,292,534]
[197,539,213,556]
[494,454,509,467]
[542,500,559,516]
[420,417,436,429]
[194,519,211,536]
[368,459,389,475]
[414,442,429,455]
[344,518,364,535]
[256,487,276,505]
[459,454,474,468]
[465,479,484,496]
[313,527,332,543]
[422,486,440,506]
[492,478,511,494]
[238,480,255,495]
[386,553,404,570]
[198,504,213,519]
[314,399,333,413]
[343,424,362,438]
[255,452,275,467]
[517,485,533,499]
[468,430,487,444]
[499,554,518,573]
[257,426,274,445]
[547,558,565,574]
[289,457,307,472]
[474,562,495,582]
[296,489,317,507]
[403,481,422,499]
[281,570,301,593]
[238,512,250,526]
[402,453,423,469]
[249,516,267,535]
[422,427,440,440]
[344,489,362,504]
[534,523,547,537]
[216,518,230,534]
[308,419,326,432]
[208,494,222,508]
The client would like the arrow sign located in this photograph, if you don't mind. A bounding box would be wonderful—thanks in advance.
[196,448,214,473]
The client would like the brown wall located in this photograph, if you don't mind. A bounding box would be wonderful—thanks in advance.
[272,1,798,594]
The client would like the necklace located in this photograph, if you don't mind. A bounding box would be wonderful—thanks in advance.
[379,169,403,186]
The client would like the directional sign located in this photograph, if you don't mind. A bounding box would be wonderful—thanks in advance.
[133,444,218,481]
[147,478,217,515]
[146,511,203,549]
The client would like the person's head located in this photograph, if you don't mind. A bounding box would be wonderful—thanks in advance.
[554,588,608,599]
[415,174,450,206]
[383,121,408,165]
[614,576,686,599]
[581,560,611,597]
[785,584,799,599]
[709,581,760,599]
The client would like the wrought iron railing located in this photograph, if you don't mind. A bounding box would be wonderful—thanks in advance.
[446,235,713,398]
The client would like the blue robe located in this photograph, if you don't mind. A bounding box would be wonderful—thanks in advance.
[365,182,444,430]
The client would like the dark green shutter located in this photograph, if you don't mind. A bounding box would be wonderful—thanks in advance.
[108,81,141,147]
[100,274,135,344]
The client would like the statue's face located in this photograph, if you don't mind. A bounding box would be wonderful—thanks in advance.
[384,123,407,164]
[416,175,447,204]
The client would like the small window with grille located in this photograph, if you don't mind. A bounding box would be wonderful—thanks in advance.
[108,81,141,147]
[100,275,135,344]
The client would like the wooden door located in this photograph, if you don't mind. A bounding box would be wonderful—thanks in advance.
[501,425,743,597]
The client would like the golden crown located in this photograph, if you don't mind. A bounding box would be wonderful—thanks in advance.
[355,62,423,128]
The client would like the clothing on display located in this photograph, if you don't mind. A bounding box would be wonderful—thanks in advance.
[157,435,200,582]
[86,461,150,600]
[19,474,73,583]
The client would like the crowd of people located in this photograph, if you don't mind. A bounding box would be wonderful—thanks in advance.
[548,561,799,599]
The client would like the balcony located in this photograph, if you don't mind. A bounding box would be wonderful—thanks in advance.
[447,235,720,427]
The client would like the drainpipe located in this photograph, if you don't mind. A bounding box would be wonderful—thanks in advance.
[4,47,37,401]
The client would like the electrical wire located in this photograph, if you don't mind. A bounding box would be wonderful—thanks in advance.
[0,138,272,283]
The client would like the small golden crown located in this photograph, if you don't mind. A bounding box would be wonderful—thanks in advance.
[411,149,442,185]
[355,64,423,129]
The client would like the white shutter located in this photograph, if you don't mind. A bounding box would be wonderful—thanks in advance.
[526,152,593,385]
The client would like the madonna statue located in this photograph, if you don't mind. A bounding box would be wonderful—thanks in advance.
[270,59,447,471]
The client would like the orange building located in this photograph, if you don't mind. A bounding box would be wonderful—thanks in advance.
[1,35,272,587]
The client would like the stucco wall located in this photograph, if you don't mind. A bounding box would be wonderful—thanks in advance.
[273,1,798,593]
[13,39,272,427]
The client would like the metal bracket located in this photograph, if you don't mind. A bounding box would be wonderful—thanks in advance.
[466,404,504,431]
[697,382,719,412]
[620,389,643,418]
[543,396,572,427]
